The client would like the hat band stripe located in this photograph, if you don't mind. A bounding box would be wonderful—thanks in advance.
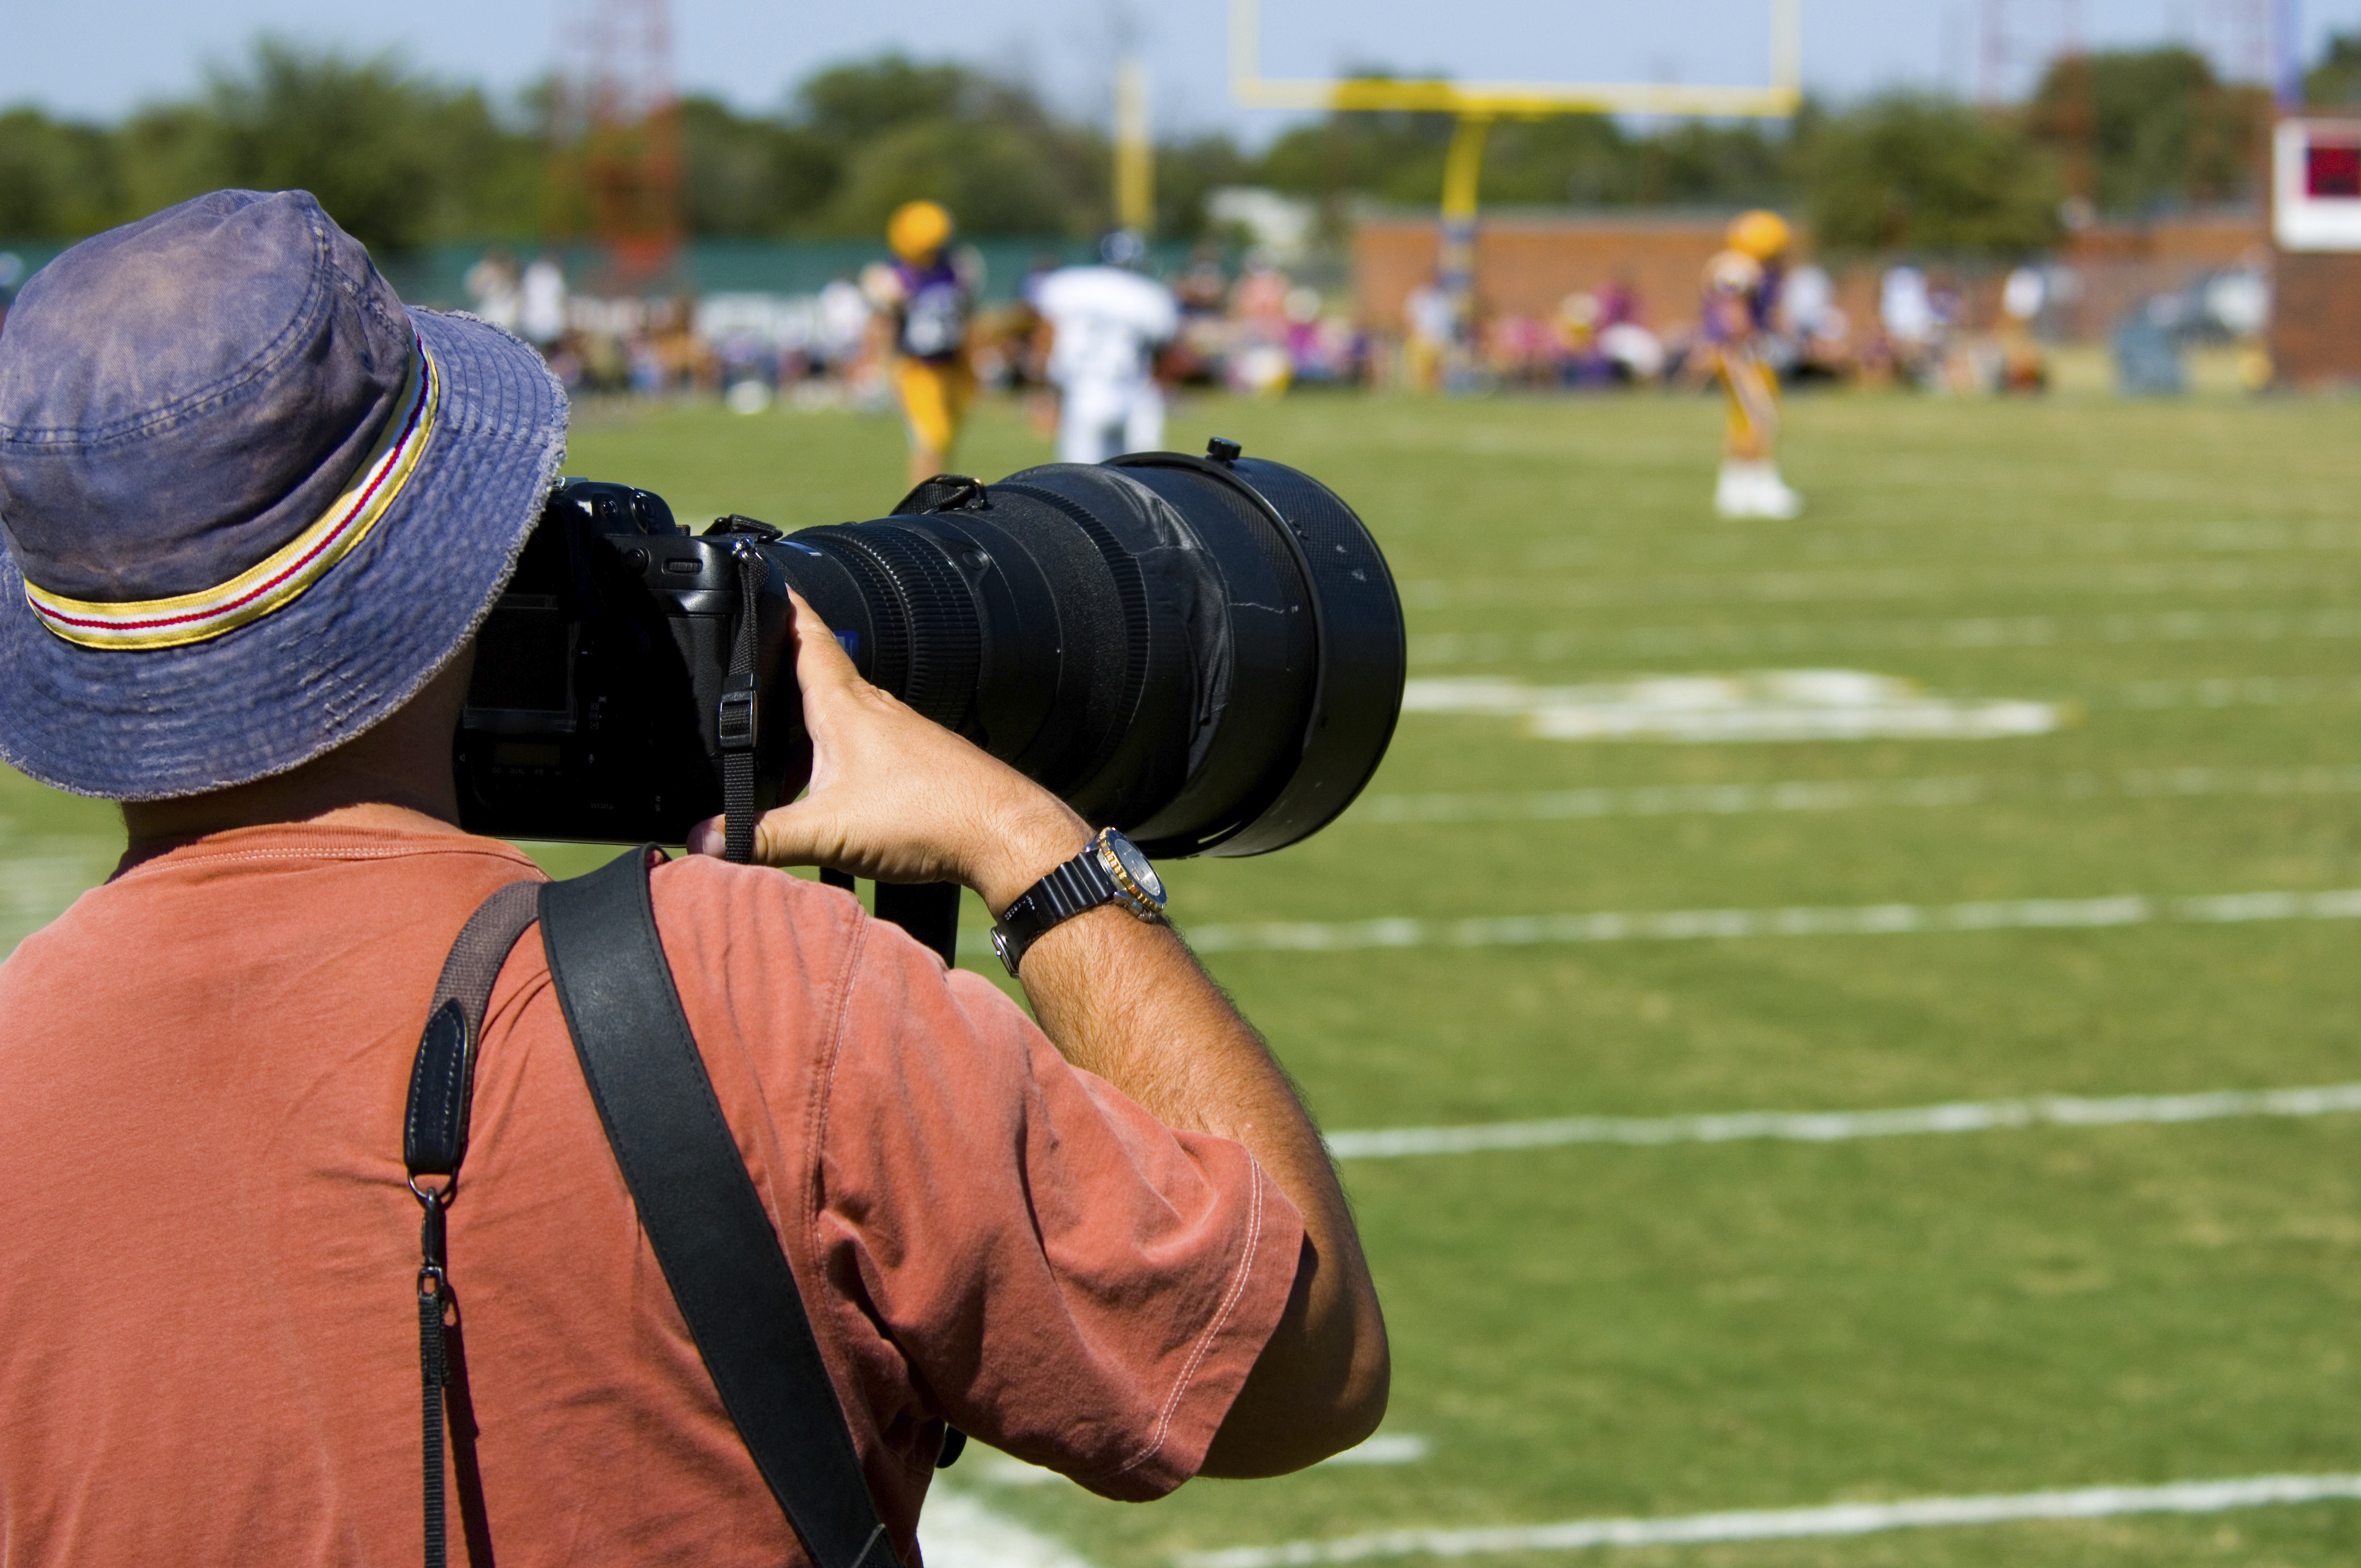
[24,337,440,651]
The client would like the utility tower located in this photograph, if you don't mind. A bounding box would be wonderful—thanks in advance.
[1981,0,2093,207]
[548,0,682,290]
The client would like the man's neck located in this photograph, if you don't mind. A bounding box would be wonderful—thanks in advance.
[121,787,465,862]
[119,656,474,859]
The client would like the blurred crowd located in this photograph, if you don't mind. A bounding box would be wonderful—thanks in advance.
[460,239,1377,412]
[453,216,2277,425]
[1424,249,2272,400]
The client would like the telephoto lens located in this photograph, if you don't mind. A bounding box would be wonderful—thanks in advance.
[455,440,1405,859]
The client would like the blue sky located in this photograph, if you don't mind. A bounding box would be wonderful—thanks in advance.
[3,0,2358,141]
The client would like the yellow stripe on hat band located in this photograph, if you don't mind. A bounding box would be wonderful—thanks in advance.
[24,338,440,651]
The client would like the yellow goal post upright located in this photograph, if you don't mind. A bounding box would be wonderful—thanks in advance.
[1228,0,1803,382]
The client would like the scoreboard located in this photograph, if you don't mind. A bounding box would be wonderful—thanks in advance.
[2275,119,2361,253]
[2270,117,2361,387]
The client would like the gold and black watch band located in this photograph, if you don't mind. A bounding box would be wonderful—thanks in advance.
[991,843,1127,976]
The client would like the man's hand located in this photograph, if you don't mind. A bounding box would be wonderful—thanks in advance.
[687,591,1086,910]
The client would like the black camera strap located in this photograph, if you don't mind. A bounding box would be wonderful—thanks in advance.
[540,848,902,1568]
[720,543,768,866]
[404,879,545,1568]
[401,848,902,1568]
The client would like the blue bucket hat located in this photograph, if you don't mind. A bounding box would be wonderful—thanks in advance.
[0,189,567,800]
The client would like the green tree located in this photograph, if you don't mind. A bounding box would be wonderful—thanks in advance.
[0,110,120,237]
[1246,74,1794,213]
[792,57,972,148]
[2027,46,2267,213]
[1802,92,2061,256]
[2307,31,2361,105]
[819,116,1084,237]
[203,40,540,251]
[779,56,1107,238]
[1154,133,1254,238]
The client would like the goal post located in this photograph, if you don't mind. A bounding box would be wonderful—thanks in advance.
[1228,0,1803,119]
[1228,0,1804,386]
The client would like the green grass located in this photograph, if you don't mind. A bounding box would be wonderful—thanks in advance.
[15,384,2361,1564]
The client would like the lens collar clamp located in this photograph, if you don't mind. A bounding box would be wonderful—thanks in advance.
[991,828,1164,976]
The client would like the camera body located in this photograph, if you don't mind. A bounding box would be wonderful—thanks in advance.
[456,453,1403,856]
[455,482,797,843]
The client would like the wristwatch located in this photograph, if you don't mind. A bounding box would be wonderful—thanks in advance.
[991,827,1168,976]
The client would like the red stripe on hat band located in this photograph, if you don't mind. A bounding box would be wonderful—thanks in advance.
[24,337,439,650]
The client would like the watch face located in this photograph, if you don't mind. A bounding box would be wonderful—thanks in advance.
[1102,831,1166,907]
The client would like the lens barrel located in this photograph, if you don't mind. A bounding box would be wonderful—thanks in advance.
[766,450,1403,857]
[455,450,1403,857]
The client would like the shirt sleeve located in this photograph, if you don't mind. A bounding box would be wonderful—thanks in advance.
[814,913,1306,1500]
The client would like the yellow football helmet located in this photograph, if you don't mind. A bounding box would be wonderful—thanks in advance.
[888,200,954,262]
[1727,210,1792,262]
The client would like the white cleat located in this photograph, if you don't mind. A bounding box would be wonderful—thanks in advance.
[1753,467,1804,519]
[1715,461,1803,519]
[1713,462,1753,519]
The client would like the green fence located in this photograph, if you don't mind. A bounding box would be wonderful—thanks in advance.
[1,237,1220,311]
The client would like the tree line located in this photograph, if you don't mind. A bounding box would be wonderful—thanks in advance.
[2,36,2353,258]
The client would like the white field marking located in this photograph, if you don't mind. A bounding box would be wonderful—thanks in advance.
[1348,763,2361,825]
[2115,674,2361,709]
[921,1489,1098,1568]
[1401,673,2068,744]
[1171,1473,2361,1568]
[970,1452,1074,1488]
[1323,1083,2361,1159]
[1182,887,2361,955]
[1406,606,2361,667]
[1397,558,2355,612]
[967,1434,1432,1488]
[1319,1434,1432,1467]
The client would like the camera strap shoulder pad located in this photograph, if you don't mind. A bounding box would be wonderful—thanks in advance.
[538,847,904,1568]
[402,849,905,1568]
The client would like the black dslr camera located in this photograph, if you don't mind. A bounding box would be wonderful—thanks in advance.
[454,444,1403,863]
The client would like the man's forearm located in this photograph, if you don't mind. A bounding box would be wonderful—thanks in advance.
[1015,902,1390,1474]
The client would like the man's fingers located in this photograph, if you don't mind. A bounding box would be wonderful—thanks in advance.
[689,799,848,872]
[787,590,864,698]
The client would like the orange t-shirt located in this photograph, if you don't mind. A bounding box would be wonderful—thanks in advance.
[0,823,1303,1566]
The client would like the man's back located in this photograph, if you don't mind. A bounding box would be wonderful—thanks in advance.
[0,824,1301,1566]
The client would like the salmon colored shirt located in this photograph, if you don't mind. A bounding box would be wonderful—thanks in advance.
[0,823,1303,1567]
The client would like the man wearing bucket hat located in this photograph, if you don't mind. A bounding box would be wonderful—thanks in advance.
[0,192,1386,1564]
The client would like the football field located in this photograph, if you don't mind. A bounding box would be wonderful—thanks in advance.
[11,384,2361,1564]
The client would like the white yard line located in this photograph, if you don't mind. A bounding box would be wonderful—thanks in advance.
[1400,559,2360,611]
[1323,1083,2361,1159]
[1410,607,2361,666]
[972,1434,1432,1489]
[1400,673,2068,744]
[1349,764,2361,824]
[1173,1473,2361,1568]
[920,1489,1098,1568]
[1182,887,2361,955]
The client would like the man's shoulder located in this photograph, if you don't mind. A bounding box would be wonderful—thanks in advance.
[641,856,875,999]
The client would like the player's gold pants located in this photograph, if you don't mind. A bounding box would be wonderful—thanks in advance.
[894,357,974,456]
[1716,346,1781,461]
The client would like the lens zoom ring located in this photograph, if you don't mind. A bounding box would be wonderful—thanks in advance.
[829,525,982,729]
[797,534,911,697]
[993,483,1152,718]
